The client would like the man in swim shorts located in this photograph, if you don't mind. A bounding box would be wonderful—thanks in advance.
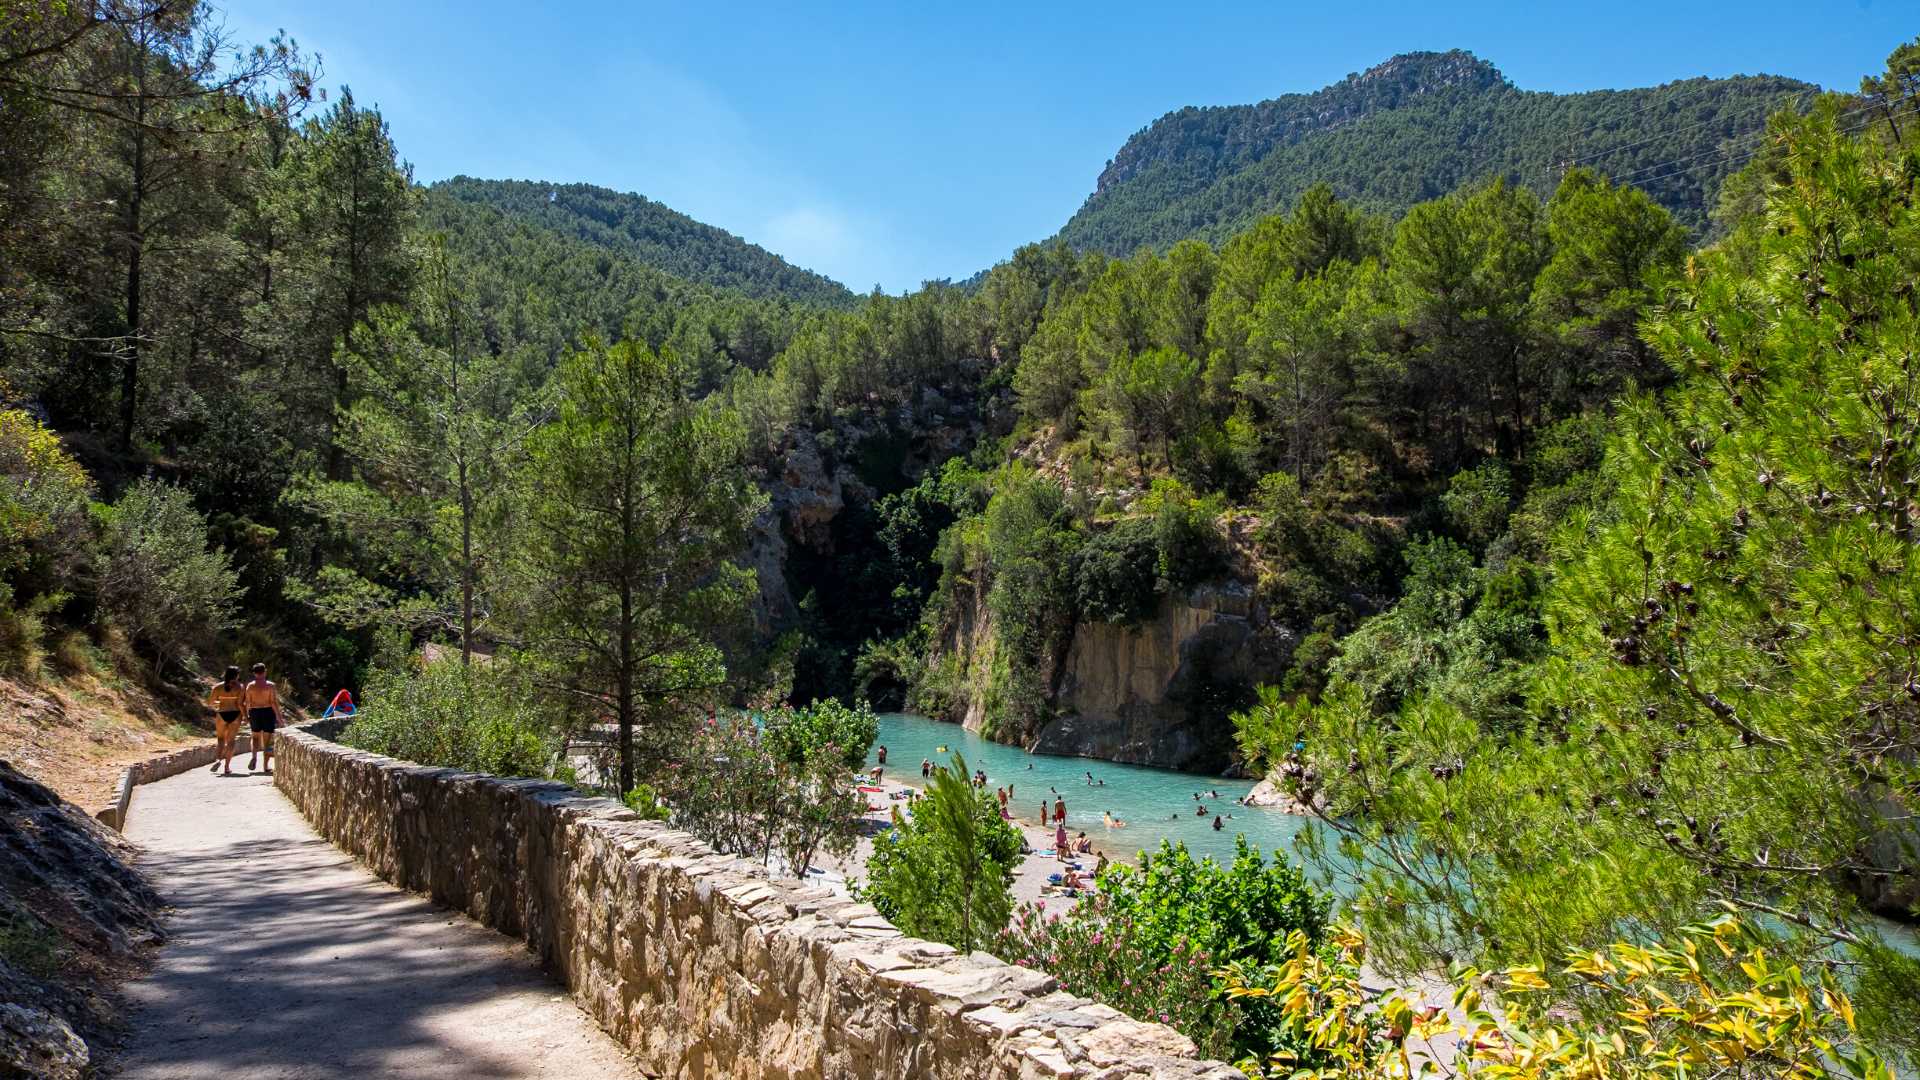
[242,662,283,774]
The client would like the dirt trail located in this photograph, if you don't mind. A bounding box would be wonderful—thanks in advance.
[112,764,644,1078]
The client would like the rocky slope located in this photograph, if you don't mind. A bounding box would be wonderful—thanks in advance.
[0,762,164,1078]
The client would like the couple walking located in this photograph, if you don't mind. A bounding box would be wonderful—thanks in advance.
[204,663,283,776]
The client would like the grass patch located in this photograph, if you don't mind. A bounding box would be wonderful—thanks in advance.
[50,630,100,676]
[0,910,62,978]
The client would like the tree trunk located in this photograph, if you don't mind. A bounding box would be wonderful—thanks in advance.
[118,101,147,452]
[460,465,474,666]
[120,227,142,451]
[617,581,634,796]
[617,424,637,795]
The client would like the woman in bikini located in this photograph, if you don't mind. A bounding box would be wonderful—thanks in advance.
[242,662,283,774]
[206,666,245,775]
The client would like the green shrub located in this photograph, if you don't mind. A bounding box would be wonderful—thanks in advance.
[860,753,1021,952]
[1072,517,1160,625]
[1142,479,1227,591]
[97,480,240,674]
[763,697,878,770]
[49,628,97,676]
[621,782,670,821]
[653,711,867,877]
[0,408,93,603]
[0,593,45,678]
[339,657,561,778]
[1440,459,1513,549]
[994,837,1332,1061]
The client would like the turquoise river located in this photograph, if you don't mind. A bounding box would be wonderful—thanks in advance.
[869,711,1321,869]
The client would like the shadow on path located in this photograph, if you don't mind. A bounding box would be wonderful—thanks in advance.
[112,767,641,1078]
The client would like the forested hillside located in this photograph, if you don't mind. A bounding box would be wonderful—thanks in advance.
[427,177,854,306]
[4,3,1917,1066]
[1058,50,1815,253]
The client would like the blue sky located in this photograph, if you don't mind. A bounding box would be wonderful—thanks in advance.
[221,1,1910,292]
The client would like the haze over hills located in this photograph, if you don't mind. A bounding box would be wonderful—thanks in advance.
[1056,50,1816,254]
[427,177,855,307]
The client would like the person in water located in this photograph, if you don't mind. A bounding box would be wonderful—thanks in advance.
[242,662,282,774]
[1212,815,1224,831]
[876,744,887,766]
[206,666,245,776]
[1102,811,1127,829]
[920,758,932,779]
[1053,795,1066,823]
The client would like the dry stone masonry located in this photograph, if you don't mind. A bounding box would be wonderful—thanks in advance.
[274,724,1242,1079]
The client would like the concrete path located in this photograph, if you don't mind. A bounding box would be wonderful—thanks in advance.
[113,763,644,1078]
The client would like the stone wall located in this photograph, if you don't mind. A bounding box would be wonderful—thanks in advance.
[274,725,1241,1079]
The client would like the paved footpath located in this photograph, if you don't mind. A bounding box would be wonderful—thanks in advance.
[113,763,644,1078]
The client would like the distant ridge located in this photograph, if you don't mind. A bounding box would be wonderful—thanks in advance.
[427,177,854,307]
[1059,50,1816,253]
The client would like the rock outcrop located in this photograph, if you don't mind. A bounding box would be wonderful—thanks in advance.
[1037,584,1291,772]
[275,723,1240,1079]
[936,583,1295,772]
[0,761,163,1075]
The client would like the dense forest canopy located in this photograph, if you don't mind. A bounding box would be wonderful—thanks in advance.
[1058,49,1817,254]
[3,2,1919,1066]
[426,177,855,307]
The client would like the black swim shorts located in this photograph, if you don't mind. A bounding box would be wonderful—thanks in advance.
[247,707,277,733]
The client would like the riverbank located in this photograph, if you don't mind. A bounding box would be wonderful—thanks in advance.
[870,712,1309,868]
[811,772,1105,912]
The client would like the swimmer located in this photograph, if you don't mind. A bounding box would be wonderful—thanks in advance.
[1212,815,1224,831]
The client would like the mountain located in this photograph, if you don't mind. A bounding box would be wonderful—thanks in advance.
[1058,50,1816,253]
[426,177,854,307]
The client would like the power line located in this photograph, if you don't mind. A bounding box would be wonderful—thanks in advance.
[1556,77,1725,148]
[1603,129,1774,186]
[1601,98,1875,186]
[1563,89,1815,171]
[1605,99,1916,192]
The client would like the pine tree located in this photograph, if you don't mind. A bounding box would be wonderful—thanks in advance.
[506,340,764,794]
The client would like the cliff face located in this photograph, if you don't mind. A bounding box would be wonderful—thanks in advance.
[935,581,1294,774]
[1091,50,1506,197]
[1039,584,1289,772]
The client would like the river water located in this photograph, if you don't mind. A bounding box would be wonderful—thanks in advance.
[869,711,1323,869]
[866,712,1919,956]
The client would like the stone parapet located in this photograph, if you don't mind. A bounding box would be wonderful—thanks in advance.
[274,725,1242,1079]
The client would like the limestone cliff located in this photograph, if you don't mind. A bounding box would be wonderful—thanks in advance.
[932,582,1294,774]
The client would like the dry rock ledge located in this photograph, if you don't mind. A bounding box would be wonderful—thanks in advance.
[275,723,1241,1078]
